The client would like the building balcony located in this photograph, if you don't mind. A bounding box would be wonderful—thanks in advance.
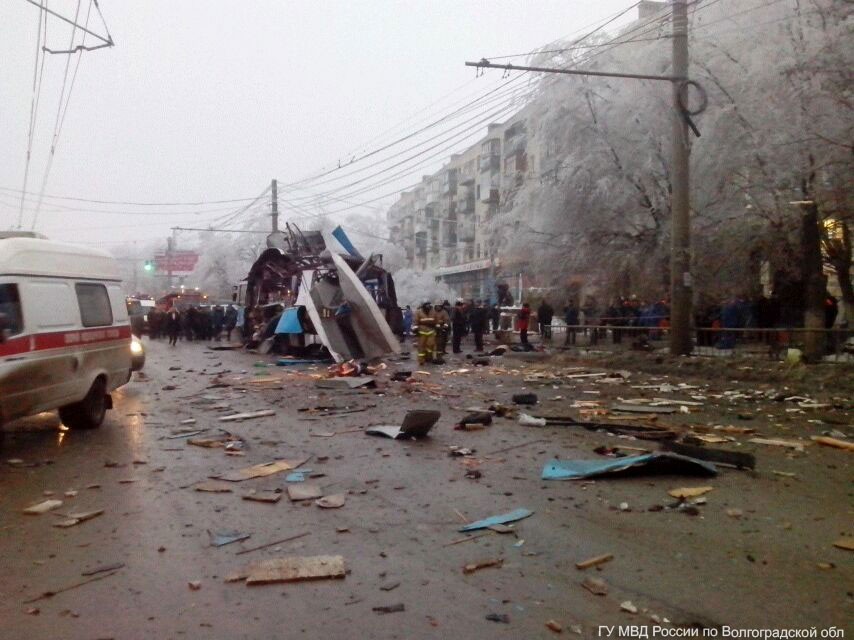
[458,219,476,242]
[457,194,475,213]
[479,153,500,174]
[441,170,458,194]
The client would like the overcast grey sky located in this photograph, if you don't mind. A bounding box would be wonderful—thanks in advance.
[1,0,637,247]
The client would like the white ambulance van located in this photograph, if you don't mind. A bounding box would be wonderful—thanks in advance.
[0,234,133,429]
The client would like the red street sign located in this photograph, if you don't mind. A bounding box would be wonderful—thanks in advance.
[154,251,199,274]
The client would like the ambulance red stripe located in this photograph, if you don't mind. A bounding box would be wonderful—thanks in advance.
[0,325,131,358]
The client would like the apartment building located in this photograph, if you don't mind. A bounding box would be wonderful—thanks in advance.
[387,107,539,301]
[386,2,666,302]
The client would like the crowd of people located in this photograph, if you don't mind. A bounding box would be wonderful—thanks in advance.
[402,299,499,365]
[138,291,844,358]
[144,304,239,346]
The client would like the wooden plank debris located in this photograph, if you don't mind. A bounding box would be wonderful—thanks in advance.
[23,500,63,515]
[575,553,614,570]
[219,410,275,423]
[811,436,854,451]
[748,437,808,452]
[216,457,309,482]
[462,558,504,574]
[668,486,714,499]
[53,509,104,528]
[194,481,233,493]
[244,555,346,585]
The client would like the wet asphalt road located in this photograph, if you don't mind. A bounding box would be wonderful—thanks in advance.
[0,337,851,640]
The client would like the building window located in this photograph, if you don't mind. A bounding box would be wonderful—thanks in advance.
[476,185,481,199]
[75,283,113,327]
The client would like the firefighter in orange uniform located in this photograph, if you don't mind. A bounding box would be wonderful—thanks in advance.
[414,301,438,365]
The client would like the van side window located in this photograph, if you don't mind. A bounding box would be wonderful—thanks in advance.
[75,283,113,327]
[0,284,24,335]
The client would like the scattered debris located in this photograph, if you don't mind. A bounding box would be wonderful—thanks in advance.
[581,576,608,596]
[231,555,346,585]
[242,491,282,504]
[663,441,755,470]
[315,493,346,509]
[365,410,440,439]
[194,481,234,493]
[488,524,514,534]
[459,508,533,532]
[234,532,311,556]
[53,509,104,528]
[457,411,493,428]
[216,458,308,482]
[188,580,202,591]
[218,410,276,423]
[81,563,125,576]
[462,558,504,574]
[543,453,717,481]
[208,530,251,547]
[513,393,538,405]
[833,537,854,551]
[620,601,638,614]
[287,484,323,501]
[546,620,563,633]
[373,603,405,614]
[167,430,205,439]
[315,377,376,390]
[22,499,63,515]
[748,437,808,452]
[518,413,547,427]
[23,569,120,604]
[811,436,854,451]
[485,613,510,624]
[668,487,714,500]
[726,509,743,519]
[612,404,678,414]
[575,554,614,570]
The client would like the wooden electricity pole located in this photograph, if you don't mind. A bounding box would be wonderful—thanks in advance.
[669,0,692,355]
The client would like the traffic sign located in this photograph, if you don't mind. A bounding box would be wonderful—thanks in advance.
[154,251,199,275]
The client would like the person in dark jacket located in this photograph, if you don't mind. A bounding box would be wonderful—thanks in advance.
[537,300,554,341]
[224,304,238,342]
[212,305,225,341]
[563,301,579,345]
[469,300,488,352]
[451,301,467,354]
[166,306,181,346]
[490,303,501,332]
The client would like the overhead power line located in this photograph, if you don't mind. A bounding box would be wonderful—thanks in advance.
[23,0,112,46]
[31,0,84,230]
[17,1,48,229]
[0,185,268,207]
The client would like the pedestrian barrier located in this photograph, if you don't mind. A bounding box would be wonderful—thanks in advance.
[543,324,853,362]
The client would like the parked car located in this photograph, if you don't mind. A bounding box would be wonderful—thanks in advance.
[0,235,133,429]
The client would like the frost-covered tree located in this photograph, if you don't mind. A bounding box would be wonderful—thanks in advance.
[494,0,852,328]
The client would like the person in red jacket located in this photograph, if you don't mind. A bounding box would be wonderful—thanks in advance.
[518,302,531,346]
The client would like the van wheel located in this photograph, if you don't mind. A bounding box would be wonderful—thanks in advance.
[59,378,108,429]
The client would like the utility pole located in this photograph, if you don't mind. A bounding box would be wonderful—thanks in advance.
[271,179,279,232]
[466,0,697,356]
[167,228,176,292]
[669,0,692,356]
